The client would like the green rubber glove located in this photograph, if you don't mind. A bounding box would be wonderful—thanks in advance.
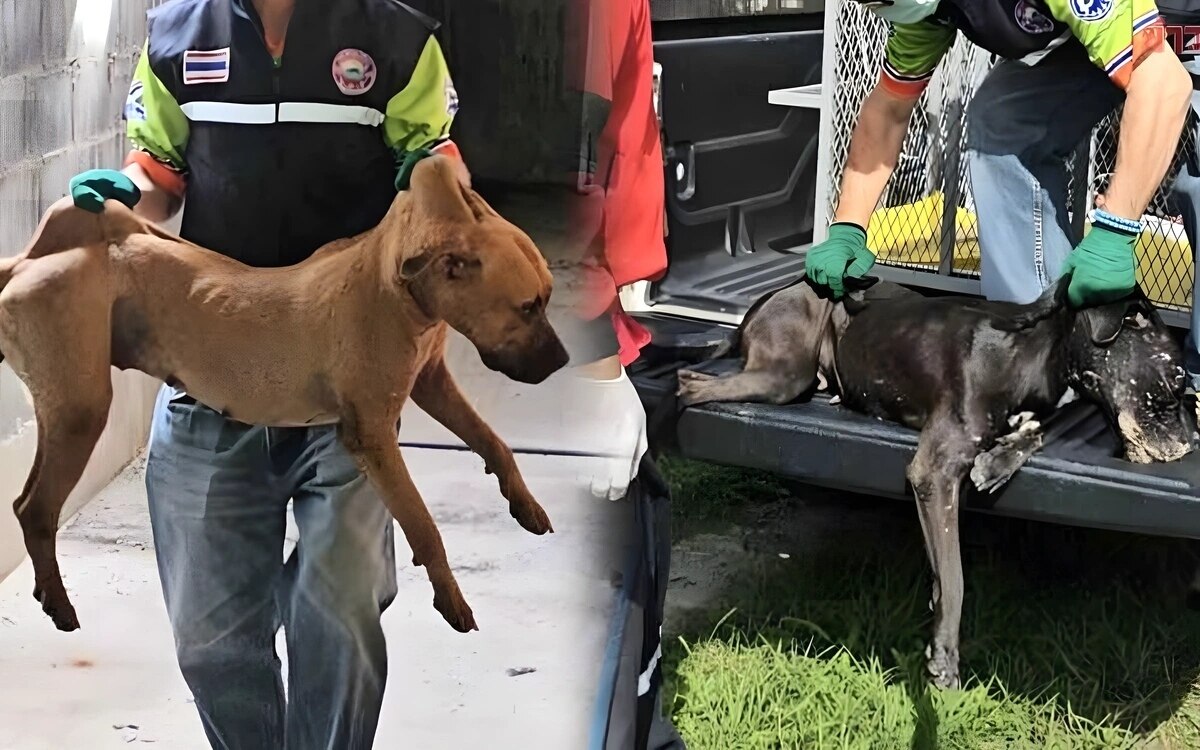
[395,147,434,192]
[805,222,876,298]
[69,169,141,214]
[1061,224,1138,308]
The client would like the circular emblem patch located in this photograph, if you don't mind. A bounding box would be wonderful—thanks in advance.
[1013,0,1054,33]
[1068,0,1112,22]
[332,48,377,96]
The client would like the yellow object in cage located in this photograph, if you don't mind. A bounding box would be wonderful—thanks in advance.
[864,192,1195,310]
[866,192,981,274]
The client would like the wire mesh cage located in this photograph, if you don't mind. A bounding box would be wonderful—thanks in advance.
[1089,106,1198,311]
[821,2,1197,311]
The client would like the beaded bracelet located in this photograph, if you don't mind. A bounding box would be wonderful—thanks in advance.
[1093,208,1144,236]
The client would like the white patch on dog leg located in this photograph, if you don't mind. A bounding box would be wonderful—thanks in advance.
[1056,388,1079,409]
[1007,411,1035,429]
[1016,418,1041,435]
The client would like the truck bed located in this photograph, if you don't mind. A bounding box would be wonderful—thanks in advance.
[632,317,1200,540]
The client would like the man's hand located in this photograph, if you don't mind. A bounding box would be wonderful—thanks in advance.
[69,168,142,214]
[1062,224,1138,308]
[805,223,876,298]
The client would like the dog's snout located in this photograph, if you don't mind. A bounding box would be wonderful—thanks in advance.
[479,323,569,385]
[516,333,569,385]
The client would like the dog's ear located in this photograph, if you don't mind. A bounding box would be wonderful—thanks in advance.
[1082,291,1154,346]
[401,253,432,279]
[438,253,482,281]
[400,251,481,282]
[841,275,880,315]
[411,156,477,224]
[843,275,880,293]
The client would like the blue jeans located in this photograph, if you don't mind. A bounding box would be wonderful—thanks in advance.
[966,43,1123,302]
[145,384,397,750]
[967,43,1200,379]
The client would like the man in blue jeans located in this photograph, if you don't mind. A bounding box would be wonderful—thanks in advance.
[67,0,467,747]
[806,0,1196,370]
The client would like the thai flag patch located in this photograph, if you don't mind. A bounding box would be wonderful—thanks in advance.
[183,48,230,85]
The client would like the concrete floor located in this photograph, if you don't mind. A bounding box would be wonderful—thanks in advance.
[0,447,629,749]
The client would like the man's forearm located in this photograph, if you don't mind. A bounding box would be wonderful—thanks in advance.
[122,162,181,224]
[1102,46,1192,221]
[833,85,920,228]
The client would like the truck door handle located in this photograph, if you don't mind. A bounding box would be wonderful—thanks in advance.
[667,142,696,202]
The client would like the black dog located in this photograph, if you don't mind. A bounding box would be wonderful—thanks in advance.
[675,274,1194,688]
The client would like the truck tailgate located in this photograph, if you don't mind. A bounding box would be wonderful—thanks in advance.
[633,321,1200,541]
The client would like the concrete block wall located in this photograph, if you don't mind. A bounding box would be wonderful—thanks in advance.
[0,0,167,582]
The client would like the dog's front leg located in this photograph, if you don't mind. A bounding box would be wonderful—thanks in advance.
[338,416,477,633]
[908,423,973,689]
[410,357,552,535]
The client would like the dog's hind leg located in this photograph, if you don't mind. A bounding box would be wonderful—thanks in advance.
[410,356,552,535]
[908,420,974,689]
[15,394,111,631]
[338,411,477,633]
[677,368,811,408]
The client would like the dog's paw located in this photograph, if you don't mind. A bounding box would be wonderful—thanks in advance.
[433,583,478,633]
[970,422,1043,493]
[34,585,80,632]
[677,369,717,383]
[511,500,554,535]
[924,643,960,690]
[676,378,710,407]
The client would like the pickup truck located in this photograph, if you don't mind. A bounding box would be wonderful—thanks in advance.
[629,1,1200,539]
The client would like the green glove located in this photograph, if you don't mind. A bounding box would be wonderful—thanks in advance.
[1062,224,1138,308]
[395,147,434,192]
[805,222,876,298]
[69,169,141,214]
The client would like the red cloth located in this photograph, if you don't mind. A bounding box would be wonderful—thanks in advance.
[568,0,667,364]
[611,307,652,367]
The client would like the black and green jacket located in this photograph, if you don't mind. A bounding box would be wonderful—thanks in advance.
[124,0,459,267]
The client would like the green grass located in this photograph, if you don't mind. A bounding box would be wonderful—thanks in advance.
[658,454,791,532]
[661,459,1200,750]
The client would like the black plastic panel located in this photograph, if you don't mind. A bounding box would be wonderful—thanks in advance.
[651,27,823,314]
[633,321,1200,541]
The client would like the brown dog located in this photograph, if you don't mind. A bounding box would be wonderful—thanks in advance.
[0,155,569,635]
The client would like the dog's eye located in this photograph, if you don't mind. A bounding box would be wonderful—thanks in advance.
[521,299,539,316]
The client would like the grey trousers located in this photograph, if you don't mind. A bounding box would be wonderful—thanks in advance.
[145,384,397,750]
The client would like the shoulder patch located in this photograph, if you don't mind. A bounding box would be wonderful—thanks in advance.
[124,79,146,122]
[1069,0,1113,22]
[1014,0,1055,33]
